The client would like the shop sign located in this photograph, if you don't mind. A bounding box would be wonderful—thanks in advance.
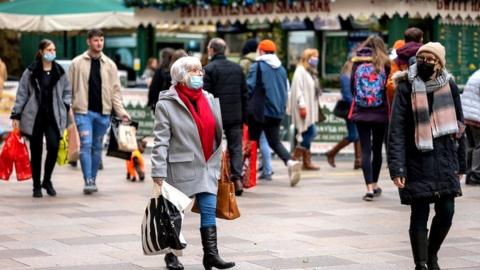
[437,0,480,12]
[180,0,331,18]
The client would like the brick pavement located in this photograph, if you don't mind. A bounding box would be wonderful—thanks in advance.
[1,154,480,270]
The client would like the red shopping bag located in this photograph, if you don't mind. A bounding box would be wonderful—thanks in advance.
[0,128,31,181]
[13,130,32,181]
[242,125,257,189]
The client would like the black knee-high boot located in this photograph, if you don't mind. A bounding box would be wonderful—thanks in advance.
[200,226,235,270]
[427,225,451,270]
[409,230,428,270]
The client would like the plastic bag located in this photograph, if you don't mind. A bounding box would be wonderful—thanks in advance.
[57,130,68,166]
[0,128,31,181]
[0,130,15,180]
[142,182,191,256]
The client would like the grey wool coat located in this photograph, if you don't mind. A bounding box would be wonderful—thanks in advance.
[151,86,223,197]
[11,61,72,136]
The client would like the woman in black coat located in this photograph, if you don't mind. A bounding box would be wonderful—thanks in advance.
[388,42,467,270]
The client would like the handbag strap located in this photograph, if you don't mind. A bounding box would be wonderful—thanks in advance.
[219,151,230,183]
[255,61,263,89]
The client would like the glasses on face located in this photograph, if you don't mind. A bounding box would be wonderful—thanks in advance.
[188,68,204,76]
[416,56,438,65]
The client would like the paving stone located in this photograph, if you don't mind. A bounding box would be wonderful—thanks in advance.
[37,263,144,270]
[249,255,355,269]
[61,210,137,218]
[297,229,368,238]
[0,248,49,259]
[56,234,139,245]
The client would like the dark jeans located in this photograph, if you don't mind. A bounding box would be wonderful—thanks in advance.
[29,114,60,189]
[356,122,387,185]
[249,116,291,165]
[466,125,480,183]
[410,197,455,232]
[300,124,317,150]
[224,123,243,181]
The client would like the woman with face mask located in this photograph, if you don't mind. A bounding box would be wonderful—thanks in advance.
[10,39,72,198]
[151,56,235,270]
[289,48,322,170]
[388,42,467,270]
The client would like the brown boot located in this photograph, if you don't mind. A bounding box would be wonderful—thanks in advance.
[291,146,305,161]
[302,150,320,170]
[354,141,362,170]
[325,139,350,168]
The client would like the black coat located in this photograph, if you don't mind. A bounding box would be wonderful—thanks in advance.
[387,77,467,205]
[148,68,171,111]
[203,54,247,126]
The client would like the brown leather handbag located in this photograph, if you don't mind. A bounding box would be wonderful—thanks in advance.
[192,152,240,220]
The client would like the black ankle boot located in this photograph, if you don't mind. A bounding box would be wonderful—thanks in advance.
[41,181,56,196]
[200,226,235,270]
[164,253,184,270]
[32,188,43,198]
[427,225,451,270]
[409,230,428,270]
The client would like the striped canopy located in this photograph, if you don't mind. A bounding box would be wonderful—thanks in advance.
[0,0,136,32]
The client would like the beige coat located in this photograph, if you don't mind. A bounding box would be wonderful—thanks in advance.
[289,65,319,142]
[0,58,7,91]
[69,51,128,117]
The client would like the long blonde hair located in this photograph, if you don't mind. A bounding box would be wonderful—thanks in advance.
[299,48,319,70]
[362,36,390,72]
[341,60,353,76]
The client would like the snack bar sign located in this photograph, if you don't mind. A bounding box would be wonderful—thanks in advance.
[180,0,331,18]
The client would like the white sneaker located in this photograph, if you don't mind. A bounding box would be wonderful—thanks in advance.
[288,161,302,187]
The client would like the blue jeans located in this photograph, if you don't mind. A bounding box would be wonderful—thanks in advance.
[196,192,217,228]
[75,111,110,182]
[259,132,272,175]
[345,120,359,142]
[300,124,317,150]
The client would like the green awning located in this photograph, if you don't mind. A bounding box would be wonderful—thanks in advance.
[0,0,136,32]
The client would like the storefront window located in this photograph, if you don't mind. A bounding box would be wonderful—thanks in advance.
[288,31,315,71]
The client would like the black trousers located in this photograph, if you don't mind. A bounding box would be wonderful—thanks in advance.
[356,122,387,185]
[410,197,455,232]
[466,125,480,183]
[29,114,60,189]
[224,123,243,181]
[249,116,291,165]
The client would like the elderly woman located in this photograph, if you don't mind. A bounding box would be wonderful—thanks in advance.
[151,56,235,270]
[388,42,466,270]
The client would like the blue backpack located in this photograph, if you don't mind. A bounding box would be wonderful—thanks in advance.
[353,63,386,108]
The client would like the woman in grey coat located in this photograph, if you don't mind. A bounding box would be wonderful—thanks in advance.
[151,56,235,270]
[10,39,72,198]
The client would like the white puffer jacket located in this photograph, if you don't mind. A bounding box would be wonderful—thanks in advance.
[461,70,480,125]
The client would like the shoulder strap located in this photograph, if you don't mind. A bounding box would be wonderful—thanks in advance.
[255,61,263,84]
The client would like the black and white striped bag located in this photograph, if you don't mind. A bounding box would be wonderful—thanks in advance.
[141,182,192,256]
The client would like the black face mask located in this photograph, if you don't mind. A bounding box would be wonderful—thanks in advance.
[417,62,436,81]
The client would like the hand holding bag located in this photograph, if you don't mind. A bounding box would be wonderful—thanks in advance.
[11,128,31,181]
[107,117,138,160]
[192,152,241,220]
[118,123,138,152]
[67,111,80,162]
[141,182,192,257]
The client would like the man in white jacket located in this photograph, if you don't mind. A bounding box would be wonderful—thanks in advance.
[462,70,480,185]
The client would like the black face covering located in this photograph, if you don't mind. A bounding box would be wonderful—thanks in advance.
[417,62,436,81]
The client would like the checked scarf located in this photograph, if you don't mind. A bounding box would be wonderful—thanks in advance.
[408,64,461,151]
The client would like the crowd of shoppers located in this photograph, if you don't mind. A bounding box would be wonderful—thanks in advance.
[6,25,480,270]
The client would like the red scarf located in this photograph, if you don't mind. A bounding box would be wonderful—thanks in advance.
[175,84,216,161]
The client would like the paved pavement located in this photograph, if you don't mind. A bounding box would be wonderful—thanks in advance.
[1,154,480,270]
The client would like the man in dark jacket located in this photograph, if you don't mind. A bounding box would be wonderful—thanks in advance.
[204,38,247,196]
